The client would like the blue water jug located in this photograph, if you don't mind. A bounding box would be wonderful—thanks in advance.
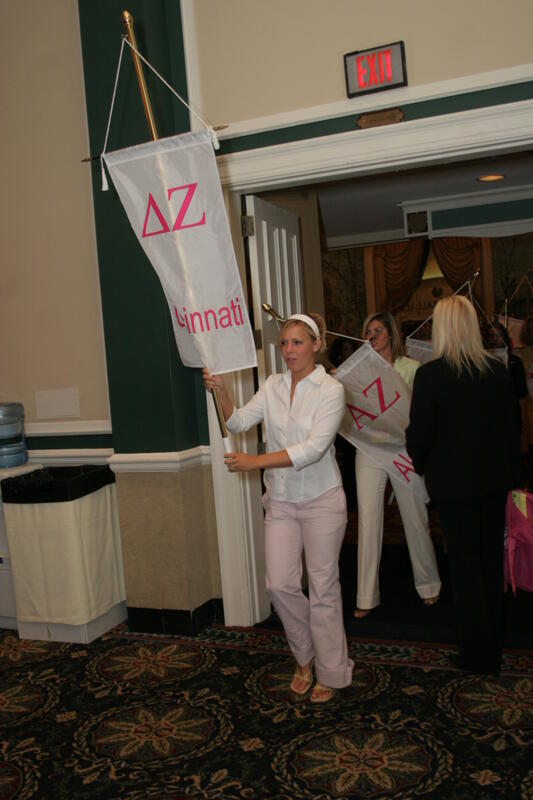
[0,403,27,468]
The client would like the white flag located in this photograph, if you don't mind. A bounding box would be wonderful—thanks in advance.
[103,130,257,375]
[405,338,433,365]
[335,343,429,499]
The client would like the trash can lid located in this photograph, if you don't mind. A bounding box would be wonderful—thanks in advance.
[1,464,115,503]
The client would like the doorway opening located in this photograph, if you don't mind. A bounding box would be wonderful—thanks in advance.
[246,150,533,643]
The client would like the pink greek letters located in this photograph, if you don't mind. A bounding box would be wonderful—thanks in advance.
[392,453,416,483]
[142,183,206,238]
[347,376,401,431]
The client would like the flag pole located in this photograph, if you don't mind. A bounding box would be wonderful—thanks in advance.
[121,9,229,440]
[122,10,158,140]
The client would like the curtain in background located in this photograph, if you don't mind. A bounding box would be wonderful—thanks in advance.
[366,237,487,313]
[373,239,428,311]
[431,237,482,294]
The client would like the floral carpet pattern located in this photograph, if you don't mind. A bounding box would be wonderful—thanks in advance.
[0,625,531,799]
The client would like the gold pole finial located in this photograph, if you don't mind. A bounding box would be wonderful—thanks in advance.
[122,10,158,141]
[262,303,285,323]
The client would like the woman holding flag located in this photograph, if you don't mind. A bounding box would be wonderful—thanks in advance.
[203,312,353,703]
[353,311,441,618]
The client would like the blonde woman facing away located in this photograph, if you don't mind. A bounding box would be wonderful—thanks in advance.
[203,313,353,703]
[406,296,521,674]
[353,311,441,618]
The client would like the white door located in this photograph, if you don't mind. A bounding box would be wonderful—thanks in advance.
[245,195,305,381]
[206,194,305,628]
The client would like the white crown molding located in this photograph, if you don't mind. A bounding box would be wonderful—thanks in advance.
[27,449,113,466]
[25,420,112,436]
[108,446,211,473]
[216,64,533,140]
[217,99,533,193]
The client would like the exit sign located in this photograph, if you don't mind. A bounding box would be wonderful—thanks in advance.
[344,41,407,98]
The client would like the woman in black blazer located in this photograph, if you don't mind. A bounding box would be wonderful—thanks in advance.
[406,296,520,675]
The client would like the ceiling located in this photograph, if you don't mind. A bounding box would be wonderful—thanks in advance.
[317,151,533,248]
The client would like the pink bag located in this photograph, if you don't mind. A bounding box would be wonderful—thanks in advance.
[505,490,533,594]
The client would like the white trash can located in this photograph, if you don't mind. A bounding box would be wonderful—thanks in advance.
[2,465,127,643]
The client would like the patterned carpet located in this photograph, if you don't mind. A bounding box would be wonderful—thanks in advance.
[0,625,532,799]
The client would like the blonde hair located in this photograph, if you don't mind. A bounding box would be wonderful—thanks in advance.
[278,312,327,354]
[432,295,492,374]
[362,311,405,362]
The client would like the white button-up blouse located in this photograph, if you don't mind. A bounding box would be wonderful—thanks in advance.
[226,365,345,502]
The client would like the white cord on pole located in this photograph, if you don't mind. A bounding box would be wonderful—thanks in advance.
[122,37,218,146]
[406,277,474,340]
[99,35,220,192]
[100,36,127,190]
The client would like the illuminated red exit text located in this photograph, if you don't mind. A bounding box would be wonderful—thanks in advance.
[355,49,392,89]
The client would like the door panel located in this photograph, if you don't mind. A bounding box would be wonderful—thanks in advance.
[245,196,304,381]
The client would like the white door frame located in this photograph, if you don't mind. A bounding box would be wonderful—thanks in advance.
[179,1,533,624]
[210,100,533,626]
[216,99,533,194]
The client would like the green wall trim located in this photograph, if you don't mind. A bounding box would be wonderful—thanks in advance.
[78,0,209,453]
[433,199,533,230]
[26,434,114,450]
[217,81,533,156]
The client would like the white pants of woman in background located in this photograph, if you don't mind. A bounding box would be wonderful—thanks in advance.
[264,486,354,689]
[355,449,441,610]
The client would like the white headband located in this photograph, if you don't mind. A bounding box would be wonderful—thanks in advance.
[287,314,321,339]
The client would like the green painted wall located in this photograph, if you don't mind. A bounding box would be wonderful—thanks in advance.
[26,434,114,451]
[433,200,533,231]
[78,0,209,454]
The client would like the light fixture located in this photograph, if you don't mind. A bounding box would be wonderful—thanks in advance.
[477,174,505,183]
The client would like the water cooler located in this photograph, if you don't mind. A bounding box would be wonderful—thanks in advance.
[0,403,30,629]
[0,403,27,468]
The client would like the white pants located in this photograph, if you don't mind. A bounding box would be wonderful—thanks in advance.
[355,449,441,610]
[264,486,353,689]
